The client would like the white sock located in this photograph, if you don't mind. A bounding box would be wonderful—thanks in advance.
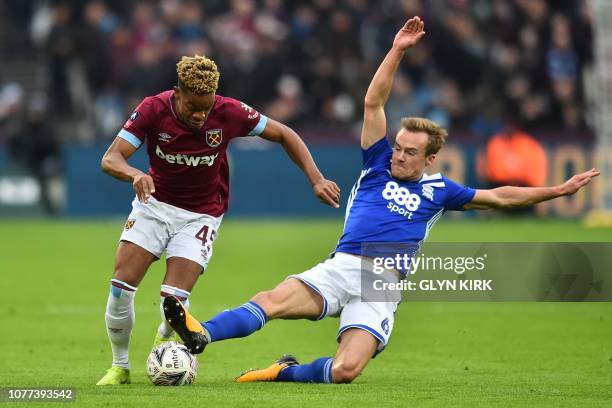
[105,279,137,370]
[158,284,191,338]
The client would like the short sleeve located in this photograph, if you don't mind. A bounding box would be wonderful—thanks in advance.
[119,97,156,149]
[442,176,476,211]
[226,98,268,138]
[362,137,392,170]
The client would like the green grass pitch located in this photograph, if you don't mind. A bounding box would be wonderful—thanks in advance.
[1,218,611,407]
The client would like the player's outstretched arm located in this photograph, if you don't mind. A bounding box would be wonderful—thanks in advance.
[464,169,600,210]
[361,16,425,150]
[259,119,341,208]
[101,137,155,203]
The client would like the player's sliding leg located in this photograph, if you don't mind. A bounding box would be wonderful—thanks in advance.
[203,278,324,341]
[235,355,300,382]
[154,257,202,347]
[97,241,156,385]
[235,328,377,383]
[234,252,395,384]
[328,328,378,383]
[164,278,323,353]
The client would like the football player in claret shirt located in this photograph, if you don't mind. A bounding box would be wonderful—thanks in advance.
[162,17,598,385]
[96,55,340,385]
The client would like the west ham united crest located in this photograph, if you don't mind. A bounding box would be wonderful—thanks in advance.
[205,129,222,148]
[124,219,136,230]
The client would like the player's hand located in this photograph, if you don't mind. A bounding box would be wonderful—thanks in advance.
[393,16,425,51]
[314,179,341,208]
[559,168,600,195]
[133,173,156,203]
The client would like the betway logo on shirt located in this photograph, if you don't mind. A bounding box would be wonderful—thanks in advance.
[155,145,218,167]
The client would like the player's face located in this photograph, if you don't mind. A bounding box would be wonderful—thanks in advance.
[391,129,436,181]
[174,87,216,131]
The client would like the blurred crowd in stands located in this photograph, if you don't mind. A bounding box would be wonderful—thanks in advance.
[0,0,594,145]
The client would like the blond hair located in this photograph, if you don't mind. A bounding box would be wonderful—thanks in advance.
[400,117,448,155]
[176,55,220,95]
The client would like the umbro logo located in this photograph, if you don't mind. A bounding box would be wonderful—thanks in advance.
[158,132,172,142]
[422,184,434,201]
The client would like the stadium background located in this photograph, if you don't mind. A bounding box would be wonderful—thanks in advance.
[0,0,604,217]
[1,1,611,407]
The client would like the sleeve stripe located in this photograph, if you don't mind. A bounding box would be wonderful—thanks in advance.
[118,129,143,149]
[247,114,268,136]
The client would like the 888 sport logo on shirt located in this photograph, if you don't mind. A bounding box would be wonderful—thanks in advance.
[382,181,421,219]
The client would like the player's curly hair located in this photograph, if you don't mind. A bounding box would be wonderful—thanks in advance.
[176,55,220,95]
[400,117,448,155]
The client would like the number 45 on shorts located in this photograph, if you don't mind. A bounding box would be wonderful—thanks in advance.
[195,225,216,259]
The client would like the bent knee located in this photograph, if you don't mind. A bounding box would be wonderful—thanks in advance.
[251,290,285,319]
[331,361,363,384]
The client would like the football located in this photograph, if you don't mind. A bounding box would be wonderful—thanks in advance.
[146,342,198,386]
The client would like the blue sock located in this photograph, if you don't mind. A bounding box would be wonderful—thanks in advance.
[277,357,333,383]
[202,301,267,342]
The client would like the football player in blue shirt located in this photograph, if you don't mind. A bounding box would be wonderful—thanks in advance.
[163,16,599,384]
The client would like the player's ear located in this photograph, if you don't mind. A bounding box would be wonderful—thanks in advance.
[425,154,436,166]
[173,86,183,105]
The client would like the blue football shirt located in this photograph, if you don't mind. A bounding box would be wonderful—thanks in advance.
[335,137,476,260]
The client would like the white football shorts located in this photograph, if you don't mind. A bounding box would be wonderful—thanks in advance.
[119,196,223,271]
[288,252,401,353]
